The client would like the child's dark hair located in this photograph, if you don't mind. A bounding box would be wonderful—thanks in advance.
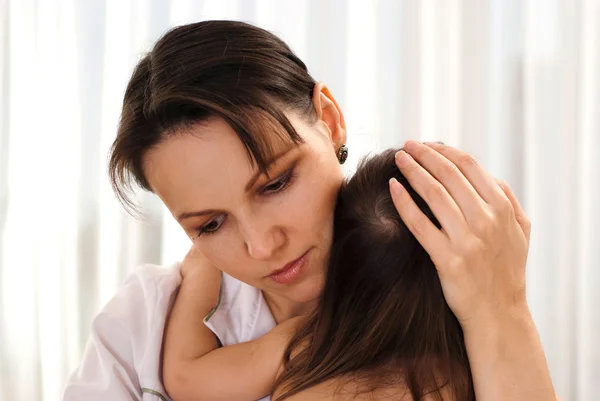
[274,149,475,401]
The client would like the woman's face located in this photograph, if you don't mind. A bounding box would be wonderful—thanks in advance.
[143,108,345,305]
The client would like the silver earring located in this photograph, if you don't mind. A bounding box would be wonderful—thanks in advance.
[337,145,348,164]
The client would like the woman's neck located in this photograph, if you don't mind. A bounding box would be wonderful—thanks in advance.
[262,290,318,324]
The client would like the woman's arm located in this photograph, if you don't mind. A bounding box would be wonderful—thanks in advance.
[462,308,555,401]
[162,247,297,401]
[389,141,556,401]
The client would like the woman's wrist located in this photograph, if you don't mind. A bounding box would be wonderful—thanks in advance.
[462,304,556,401]
[461,301,533,338]
[462,305,535,370]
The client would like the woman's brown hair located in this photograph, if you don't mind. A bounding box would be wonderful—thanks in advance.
[109,20,317,213]
[274,149,475,401]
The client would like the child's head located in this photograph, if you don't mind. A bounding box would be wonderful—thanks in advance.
[275,149,474,400]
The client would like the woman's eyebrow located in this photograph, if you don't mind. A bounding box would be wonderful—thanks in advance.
[244,147,295,192]
[177,209,217,222]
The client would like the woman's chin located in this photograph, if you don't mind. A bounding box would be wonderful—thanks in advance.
[291,268,326,306]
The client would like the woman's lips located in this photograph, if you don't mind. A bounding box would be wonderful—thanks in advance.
[269,250,310,284]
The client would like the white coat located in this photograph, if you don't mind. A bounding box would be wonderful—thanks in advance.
[62,263,276,401]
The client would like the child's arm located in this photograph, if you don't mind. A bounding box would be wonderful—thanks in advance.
[162,247,222,400]
[170,315,299,401]
[162,247,298,401]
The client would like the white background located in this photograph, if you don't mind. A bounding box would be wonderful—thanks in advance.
[0,1,598,400]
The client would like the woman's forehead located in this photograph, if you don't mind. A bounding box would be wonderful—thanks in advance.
[143,117,301,211]
[187,115,300,161]
[148,116,296,173]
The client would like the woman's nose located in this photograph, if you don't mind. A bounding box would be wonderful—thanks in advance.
[241,218,286,261]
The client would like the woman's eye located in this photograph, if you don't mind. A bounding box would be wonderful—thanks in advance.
[197,214,226,237]
[262,170,294,194]
[264,179,286,192]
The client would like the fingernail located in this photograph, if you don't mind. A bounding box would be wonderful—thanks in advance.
[389,178,403,195]
[395,150,412,168]
[404,140,419,151]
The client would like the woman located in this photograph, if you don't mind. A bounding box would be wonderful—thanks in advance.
[62,20,556,401]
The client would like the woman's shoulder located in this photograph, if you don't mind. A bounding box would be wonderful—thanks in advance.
[95,262,182,327]
[63,262,182,400]
[88,262,182,363]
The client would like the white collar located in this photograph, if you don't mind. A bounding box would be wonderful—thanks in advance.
[203,273,277,346]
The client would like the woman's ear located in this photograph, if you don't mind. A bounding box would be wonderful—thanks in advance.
[312,82,347,149]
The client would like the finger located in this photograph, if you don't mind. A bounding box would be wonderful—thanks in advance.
[423,142,507,207]
[496,179,531,241]
[403,141,489,225]
[394,150,468,239]
[389,177,452,265]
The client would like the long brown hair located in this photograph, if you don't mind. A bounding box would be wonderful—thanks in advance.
[109,20,316,214]
[274,149,475,401]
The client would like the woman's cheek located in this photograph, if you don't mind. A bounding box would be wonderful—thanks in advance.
[197,237,236,274]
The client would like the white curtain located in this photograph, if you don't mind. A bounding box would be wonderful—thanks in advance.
[1,1,598,400]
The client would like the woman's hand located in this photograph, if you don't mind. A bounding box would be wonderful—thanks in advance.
[389,140,530,330]
[390,141,557,400]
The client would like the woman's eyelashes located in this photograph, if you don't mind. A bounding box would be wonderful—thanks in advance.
[195,167,297,238]
[260,167,295,195]
[196,214,226,237]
